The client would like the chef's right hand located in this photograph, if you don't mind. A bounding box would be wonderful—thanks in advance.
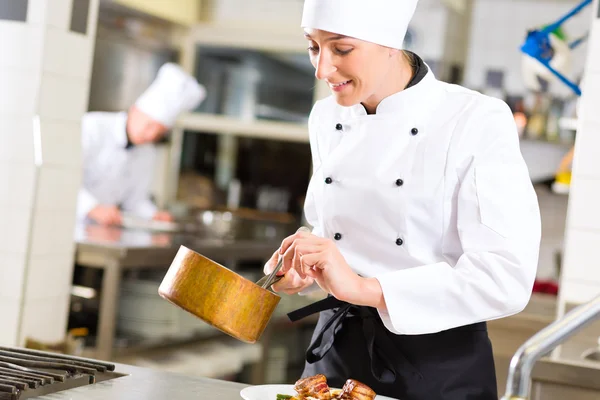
[87,205,122,226]
[263,249,314,295]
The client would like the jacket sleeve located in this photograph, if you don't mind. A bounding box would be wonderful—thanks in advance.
[121,147,158,220]
[76,188,99,220]
[375,98,542,335]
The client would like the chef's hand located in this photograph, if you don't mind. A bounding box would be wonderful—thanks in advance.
[88,205,122,226]
[153,210,174,222]
[263,249,314,295]
[280,231,386,309]
[85,224,122,242]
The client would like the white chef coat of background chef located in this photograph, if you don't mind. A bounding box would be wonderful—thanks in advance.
[301,1,542,335]
[76,63,205,221]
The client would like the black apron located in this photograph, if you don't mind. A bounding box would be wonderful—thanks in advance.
[288,296,498,400]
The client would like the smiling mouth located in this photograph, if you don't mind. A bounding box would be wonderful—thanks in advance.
[329,80,352,88]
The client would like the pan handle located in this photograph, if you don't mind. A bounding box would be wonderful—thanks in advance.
[255,270,284,289]
[257,226,311,289]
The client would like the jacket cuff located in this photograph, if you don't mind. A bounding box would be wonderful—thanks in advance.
[77,189,99,220]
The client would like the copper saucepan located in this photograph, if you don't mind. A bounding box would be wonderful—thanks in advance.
[158,227,309,343]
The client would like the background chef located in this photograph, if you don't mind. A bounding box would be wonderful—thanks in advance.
[76,63,205,226]
[264,0,542,399]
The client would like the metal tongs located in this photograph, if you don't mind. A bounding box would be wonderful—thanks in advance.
[256,226,311,290]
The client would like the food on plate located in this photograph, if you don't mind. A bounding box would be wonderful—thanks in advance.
[295,374,332,400]
[277,374,376,400]
[337,379,376,400]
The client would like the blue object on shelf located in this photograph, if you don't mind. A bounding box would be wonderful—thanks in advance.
[520,0,592,96]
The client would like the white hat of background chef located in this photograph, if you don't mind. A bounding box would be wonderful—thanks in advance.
[301,0,418,50]
[135,63,206,127]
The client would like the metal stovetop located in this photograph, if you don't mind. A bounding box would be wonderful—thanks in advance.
[0,347,125,399]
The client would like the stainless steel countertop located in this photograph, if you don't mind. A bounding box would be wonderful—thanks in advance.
[74,221,286,251]
[36,363,250,400]
[73,222,287,268]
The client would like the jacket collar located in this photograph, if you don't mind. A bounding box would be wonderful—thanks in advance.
[346,67,444,121]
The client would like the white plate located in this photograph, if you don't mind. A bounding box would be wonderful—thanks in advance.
[240,384,398,400]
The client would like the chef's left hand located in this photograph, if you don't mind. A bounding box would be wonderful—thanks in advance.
[279,231,385,308]
[153,211,174,222]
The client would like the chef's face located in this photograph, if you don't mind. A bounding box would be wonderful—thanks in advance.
[304,29,399,108]
[126,106,169,145]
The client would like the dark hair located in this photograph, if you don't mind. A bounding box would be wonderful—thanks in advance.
[402,50,418,69]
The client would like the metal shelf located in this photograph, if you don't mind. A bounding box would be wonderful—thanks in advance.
[175,112,309,143]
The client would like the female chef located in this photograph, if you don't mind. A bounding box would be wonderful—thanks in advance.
[263,0,541,399]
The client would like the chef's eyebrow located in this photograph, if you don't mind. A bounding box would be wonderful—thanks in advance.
[303,32,348,42]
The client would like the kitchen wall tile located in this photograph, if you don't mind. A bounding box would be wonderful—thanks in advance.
[23,253,75,302]
[0,68,41,117]
[579,72,600,123]
[19,295,70,345]
[46,0,72,31]
[0,162,36,210]
[560,280,600,305]
[0,22,44,71]
[0,253,27,301]
[0,209,33,256]
[561,228,600,283]
[29,209,77,256]
[585,22,600,74]
[560,11,600,310]
[39,119,82,168]
[0,300,20,346]
[33,165,81,212]
[572,118,600,179]
[566,176,600,231]
[0,117,35,164]
[38,73,89,122]
[43,26,94,80]
[27,0,48,25]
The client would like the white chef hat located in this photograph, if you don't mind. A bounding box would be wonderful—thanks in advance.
[134,63,206,127]
[301,0,418,50]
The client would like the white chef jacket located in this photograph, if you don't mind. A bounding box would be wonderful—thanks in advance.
[76,112,158,221]
[304,70,541,335]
